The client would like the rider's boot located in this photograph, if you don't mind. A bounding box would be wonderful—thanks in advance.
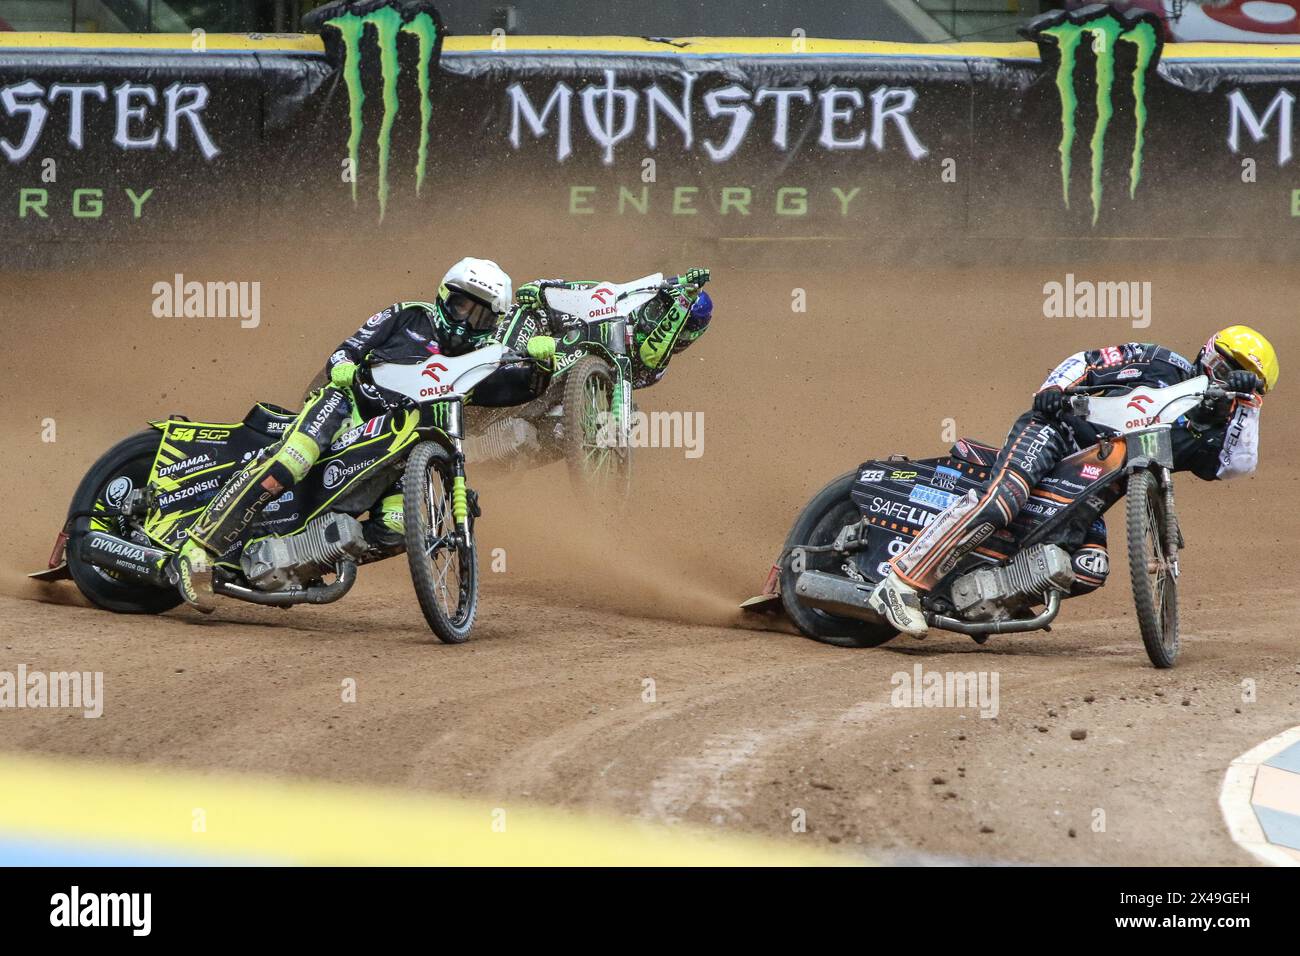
[362,492,406,553]
[868,570,929,638]
[171,538,221,613]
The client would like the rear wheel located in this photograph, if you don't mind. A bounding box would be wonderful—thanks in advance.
[779,471,898,649]
[1127,468,1180,668]
[66,431,182,615]
[562,356,632,500]
[403,442,478,644]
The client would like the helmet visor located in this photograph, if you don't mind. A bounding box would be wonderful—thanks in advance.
[445,291,498,332]
[1201,335,1238,384]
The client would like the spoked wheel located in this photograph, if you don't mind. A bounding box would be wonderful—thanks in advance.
[562,356,632,500]
[1127,468,1180,668]
[779,471,898,649]
[403,442,478,644]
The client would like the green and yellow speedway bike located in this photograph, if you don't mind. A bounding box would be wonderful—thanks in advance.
[32,342,539,643]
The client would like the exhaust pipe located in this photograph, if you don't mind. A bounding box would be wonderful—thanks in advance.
[793,570,887,625]
[77,531,171,587]
[928,590,1062,635]
[214,561,357,606]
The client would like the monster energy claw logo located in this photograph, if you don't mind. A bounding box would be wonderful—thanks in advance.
[325,3,443,221]
[1025,6,1163,227]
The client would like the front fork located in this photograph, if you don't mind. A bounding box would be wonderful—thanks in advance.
[452,470,470,531]
[611,355,633,448]
[446,401,474,549]
[1160,466,1180,579]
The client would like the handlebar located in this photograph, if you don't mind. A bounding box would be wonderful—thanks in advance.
[1061,384,1251,401]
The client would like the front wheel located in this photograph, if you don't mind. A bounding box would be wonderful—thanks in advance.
[1127,468,1180,668]
[403,442,478,644]
[562,356,632,500]
[779,471,898,649]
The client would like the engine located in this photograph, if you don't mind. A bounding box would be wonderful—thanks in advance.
[949,544,1076,622]
[241,513,368,591]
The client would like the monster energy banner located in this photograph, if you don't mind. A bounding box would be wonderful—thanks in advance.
[3,1,1300,252]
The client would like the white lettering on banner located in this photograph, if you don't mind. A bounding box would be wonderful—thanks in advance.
[1226,87,1294,167]
[0,79,220,163]
[505,72,928,165]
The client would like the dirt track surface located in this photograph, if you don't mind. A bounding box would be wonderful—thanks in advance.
[3,248,1299,864]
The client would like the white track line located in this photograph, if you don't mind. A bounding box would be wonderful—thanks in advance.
[1219,726,1300,867]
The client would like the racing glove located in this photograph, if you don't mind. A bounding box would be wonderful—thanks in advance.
[1032,386,1065,418]
[330,361,359,389]
[679,267,710,288]
[515,283,543,310]
[526,335,557,368]
[1225,370,1261,396]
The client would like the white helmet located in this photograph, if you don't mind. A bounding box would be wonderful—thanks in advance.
[439,257,513,332]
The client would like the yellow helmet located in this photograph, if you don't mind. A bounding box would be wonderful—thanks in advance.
[1200,325,1279,393]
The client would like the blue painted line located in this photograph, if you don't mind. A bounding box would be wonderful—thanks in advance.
[0,835,273,867]
[1252,805,1300,852]
[1263,740,1300,775]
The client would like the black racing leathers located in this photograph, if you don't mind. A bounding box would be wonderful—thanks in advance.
[187,387,352,555]
[187,301,550,559]
[891,343,1262,592]
[326,301,551,418]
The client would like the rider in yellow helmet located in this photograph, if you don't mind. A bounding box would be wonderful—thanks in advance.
[1199,325,1279,395]
[869,327,1277,638]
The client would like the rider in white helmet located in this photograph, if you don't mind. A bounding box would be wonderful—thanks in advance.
[172,258,557,610]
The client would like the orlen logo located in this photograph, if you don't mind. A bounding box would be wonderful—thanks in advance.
[418,359,454,398]
[587,286,617,319]
[1125,393,1158,428]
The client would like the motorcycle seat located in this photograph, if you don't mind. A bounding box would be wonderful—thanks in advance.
[542,284,601,318]
[244,402,298,438]
[542,274,665,323]
[949,437,999,466]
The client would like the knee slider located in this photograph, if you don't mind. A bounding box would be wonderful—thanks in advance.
[273,431,324,483]
[379,493,405,535]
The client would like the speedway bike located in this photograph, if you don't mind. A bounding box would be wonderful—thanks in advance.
[32,343,541,644]
[743,376,1249,668]
[473,273,703,497]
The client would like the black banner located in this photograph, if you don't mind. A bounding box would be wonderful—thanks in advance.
[3,2,1300,252]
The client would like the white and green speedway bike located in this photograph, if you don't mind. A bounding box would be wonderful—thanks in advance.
[33,343,542,644]
[471,273,705,497]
